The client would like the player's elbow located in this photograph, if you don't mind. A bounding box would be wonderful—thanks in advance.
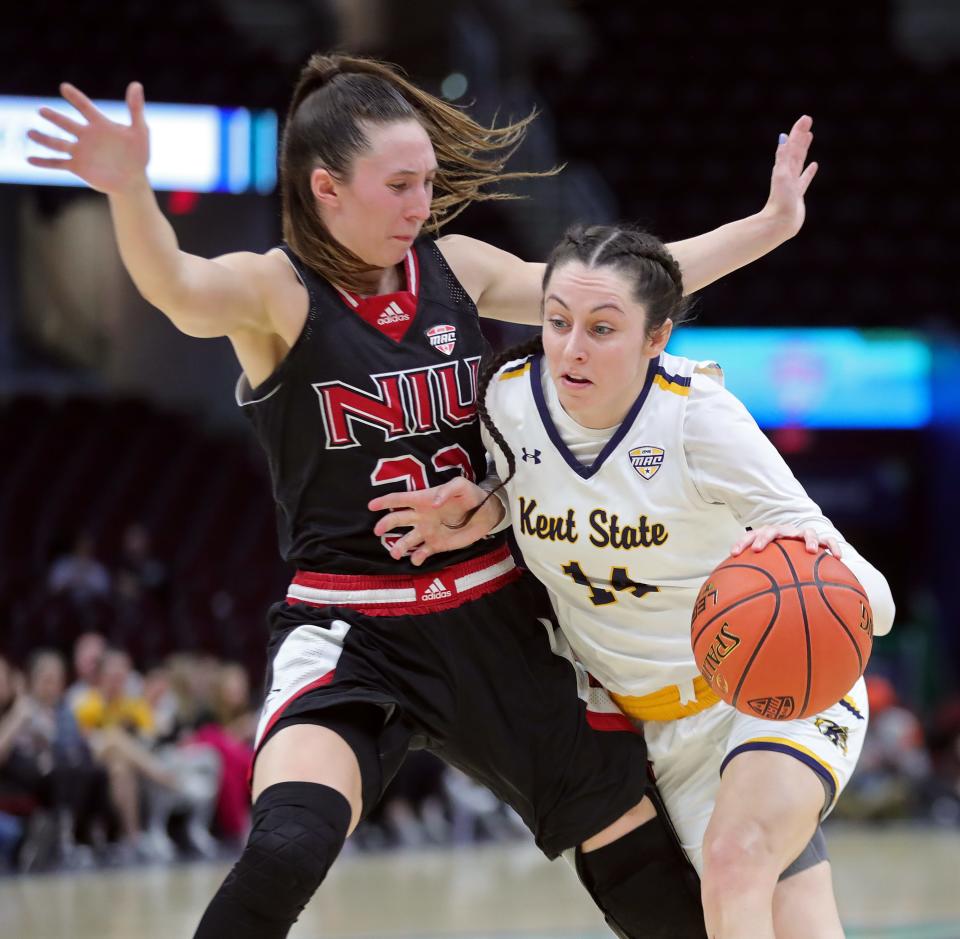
[869,577,895,637]
[840,544,895,638]
[144,298,226,338]
[165,309,229,339]
[151,278,235,338]
[145,263,251,339]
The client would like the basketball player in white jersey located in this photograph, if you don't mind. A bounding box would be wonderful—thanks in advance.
[371,224,896,939]
[27,53,826,938]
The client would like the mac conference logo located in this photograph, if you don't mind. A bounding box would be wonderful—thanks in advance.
[425,324,457,355]
[629,446,664,480]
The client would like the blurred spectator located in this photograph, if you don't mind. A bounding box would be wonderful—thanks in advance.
[0,811,24,870]
[114,524,168,606]
[143,664,179,742]
[840,674,935,820]
[0,655,34,806]
[186,662,256,842]
[71,648,177,858]
[211,663,256,743]
[0,652,110,870]
[46,531,111,605]
[0,654,52,870]
[927,693,960,826]
[73,649,154,738]
[73,649,221,859]
[23,651,113,863]
[166,653,220,735]
[113,525,172,660]
[65,631,107,709]
[148,655,225,857]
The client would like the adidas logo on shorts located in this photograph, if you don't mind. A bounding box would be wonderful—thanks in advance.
[420,577,452,601]
[377,301,410,325]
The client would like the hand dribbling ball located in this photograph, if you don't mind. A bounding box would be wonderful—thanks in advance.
[691,538,872,720]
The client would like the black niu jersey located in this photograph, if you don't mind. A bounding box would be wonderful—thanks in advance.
[239,238,501,575]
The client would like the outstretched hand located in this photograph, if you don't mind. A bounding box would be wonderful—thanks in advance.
[27,82,150,195]
[368,477,504,567]
[761,115,818,239]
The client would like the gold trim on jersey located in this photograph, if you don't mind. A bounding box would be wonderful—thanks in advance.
[612,675,720,721]
[499,362,531,381]
[652,373,691,396]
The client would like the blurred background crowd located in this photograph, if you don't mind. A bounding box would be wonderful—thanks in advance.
[0,618,532,872]
[1,0,958,878]
[2,561,960,874]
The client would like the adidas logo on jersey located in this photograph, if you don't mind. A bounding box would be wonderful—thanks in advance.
[420,577,453,601]
[377,301,410,325]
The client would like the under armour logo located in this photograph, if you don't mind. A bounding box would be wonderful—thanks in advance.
[521,448,542,464]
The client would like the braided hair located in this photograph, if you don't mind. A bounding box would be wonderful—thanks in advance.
[544,224,690,333]
[451,224,691,529]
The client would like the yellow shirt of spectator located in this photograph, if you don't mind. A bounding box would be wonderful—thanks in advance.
[73,690,154,736]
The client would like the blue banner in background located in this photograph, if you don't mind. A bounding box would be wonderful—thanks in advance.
[4,95,277,193]
[666,328,932,429]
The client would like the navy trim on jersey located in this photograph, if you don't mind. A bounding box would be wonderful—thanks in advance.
[720,741,838,809]
[529,353,659,480]
[652,362,692,388]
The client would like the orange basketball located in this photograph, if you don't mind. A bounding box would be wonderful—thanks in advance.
[690,538,873,720]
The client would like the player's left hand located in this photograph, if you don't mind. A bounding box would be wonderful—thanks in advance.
[368,477,501,566]
[759,115,818,239]
[731,525,841,559]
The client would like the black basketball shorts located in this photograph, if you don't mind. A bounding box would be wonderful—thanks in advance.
[254,543,648,859]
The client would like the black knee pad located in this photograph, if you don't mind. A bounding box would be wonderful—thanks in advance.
[576,786,707,939]
[194,782,351,939]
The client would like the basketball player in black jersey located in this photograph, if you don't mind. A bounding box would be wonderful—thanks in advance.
[28,53,818,938]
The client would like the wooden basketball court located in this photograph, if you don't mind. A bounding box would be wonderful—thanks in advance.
[2,823,959,938]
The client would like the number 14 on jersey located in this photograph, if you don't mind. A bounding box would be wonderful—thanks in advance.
[561,562,659,607]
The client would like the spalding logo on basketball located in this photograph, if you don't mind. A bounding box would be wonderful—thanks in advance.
[690,538,873,720]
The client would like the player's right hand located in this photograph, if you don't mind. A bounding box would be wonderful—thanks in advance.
[27,82,150,195]
[731,525,841,559]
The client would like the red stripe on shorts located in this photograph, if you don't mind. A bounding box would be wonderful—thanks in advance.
[287,543,521,615]
[586,710,637,734]
[261,670,336,742]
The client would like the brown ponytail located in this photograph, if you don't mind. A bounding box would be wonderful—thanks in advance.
[281,52,556,293]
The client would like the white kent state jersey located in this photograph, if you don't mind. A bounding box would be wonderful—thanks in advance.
[485,351,894,698]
